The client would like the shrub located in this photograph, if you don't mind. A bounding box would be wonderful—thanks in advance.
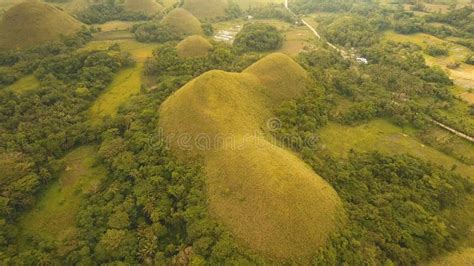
[233,23,283,52]
[425,44,449,57]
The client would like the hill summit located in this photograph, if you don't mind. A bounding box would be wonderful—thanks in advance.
[0,1,83,50]
[123,0,164,16]
[176,35,213,58]
[159,53,344,261]
[182,0,228,20]
[161,8,203,37]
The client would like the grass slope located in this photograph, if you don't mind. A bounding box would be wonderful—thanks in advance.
[176,35,213,58]
[123,0,164,16]
[161,8,203,37]
[159,53,344,261]
[19,146,106,243]
[182,0,228,20]
[0,1,83,50]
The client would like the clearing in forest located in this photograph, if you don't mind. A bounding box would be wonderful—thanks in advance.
[85,40,157,124]
[19,146,106,243]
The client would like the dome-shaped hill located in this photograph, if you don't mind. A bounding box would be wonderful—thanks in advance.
[182,0,228,20]
[176,35,213,58]
[0,1,83,50]
[123,0,164,16]
[159,53,344,261]
[244,53,310,103]
[161,8,203,37]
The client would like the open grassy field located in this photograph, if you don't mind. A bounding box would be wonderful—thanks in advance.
[93,20,140,32]
[159,53,344,262]
[84,40,157,124]
[19,146,106,243]
[5,75,40,94]
[89,64,143,124]
[385,31,474,88]
[452,86,474,104]
[428,248,474,266]
[318,119,473,178]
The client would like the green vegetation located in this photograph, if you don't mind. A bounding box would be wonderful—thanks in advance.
[159,53,343,262]
[176,35,213,58]
[19,146,106,243]
[233,22,283,52]
[0,1,83,50]
[5,75,40,94]
[318,120,473,177]
[133,7,204,43]
[0,39,130,259]
[89,64,144,124]
[320,15,380,48]
[75,1,150,24]
[1,0,474,264]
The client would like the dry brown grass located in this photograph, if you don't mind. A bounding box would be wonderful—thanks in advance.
[182,0,228,20]
[0,1,83,50]
[159,53,344,262]
[161,8,203,37]
[123,0,164,16]
[176,35,212,58]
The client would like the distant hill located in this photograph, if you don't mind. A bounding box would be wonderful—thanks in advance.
[182,0,228,20]
[234,0,285,8]
[176,35,213,58]
[159,53,344,261]
[161,8,202,37]
[123,0,164,16]
[0,1,83,50]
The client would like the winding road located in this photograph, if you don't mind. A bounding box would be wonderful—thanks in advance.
[284,0,347,57]
[284,0,473,143]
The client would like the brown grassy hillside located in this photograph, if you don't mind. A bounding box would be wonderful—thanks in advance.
[161,8,203,37]
[176,35,213,58]
[159,53,344,262]
[0,1,83,50]
[182,0,228,20]
[123,0,164,16]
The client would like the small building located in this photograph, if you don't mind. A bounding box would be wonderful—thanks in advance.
[356,57,368,64]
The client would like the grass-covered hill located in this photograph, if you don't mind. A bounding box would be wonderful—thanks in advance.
[0,1,83,50]
[159,53,344,261]
[182,0,228,20]
[176,35,213,58]
[161,7,203,37]
[123,0,164,16]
